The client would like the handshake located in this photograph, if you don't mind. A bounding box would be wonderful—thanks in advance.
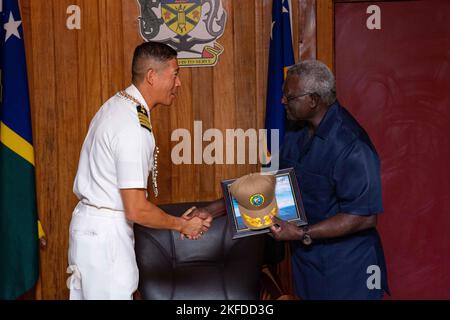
[179,206,213,240]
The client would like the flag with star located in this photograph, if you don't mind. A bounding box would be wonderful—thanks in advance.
[0,0,40,299]
[262,0,295,267]
[264,0,295,155]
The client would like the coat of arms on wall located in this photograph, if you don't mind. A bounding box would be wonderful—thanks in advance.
[137,0,227,67]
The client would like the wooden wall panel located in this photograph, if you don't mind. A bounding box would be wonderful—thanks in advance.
[192,67,215,199]
[52,0,80,301]
[212,0,238,194]
[316,0,334,70]
[170,70,195,202]
[298,0,316,60]
[233,0,257,178]
[22,0,59,300]
[19,0,308,299]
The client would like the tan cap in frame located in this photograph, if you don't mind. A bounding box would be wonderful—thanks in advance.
[229,173,279,230]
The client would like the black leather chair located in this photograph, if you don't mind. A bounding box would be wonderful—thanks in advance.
[134,202,266,300]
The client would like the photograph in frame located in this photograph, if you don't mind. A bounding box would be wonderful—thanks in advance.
[221,168,308,239]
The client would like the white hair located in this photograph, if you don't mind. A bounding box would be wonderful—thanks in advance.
[287,60,336,106]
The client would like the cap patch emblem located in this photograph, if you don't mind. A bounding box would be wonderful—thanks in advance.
[249,194,264,207]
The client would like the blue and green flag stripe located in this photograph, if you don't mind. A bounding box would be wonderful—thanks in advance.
[1,121,34,165]
[0,0,40,300]
[0,132,39,299]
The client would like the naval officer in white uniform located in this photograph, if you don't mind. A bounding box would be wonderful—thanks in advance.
[67,42,211,300]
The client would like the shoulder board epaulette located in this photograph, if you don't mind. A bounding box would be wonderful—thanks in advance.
[136,105,152,133]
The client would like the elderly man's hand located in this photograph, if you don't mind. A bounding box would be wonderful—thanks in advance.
[180,207,213,240]
[269,216,302,241]
[184,207,213,224]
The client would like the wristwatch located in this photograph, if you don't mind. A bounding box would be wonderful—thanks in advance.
[301,226,312,246]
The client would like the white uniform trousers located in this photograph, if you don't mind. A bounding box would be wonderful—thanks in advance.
[67,202,139,300]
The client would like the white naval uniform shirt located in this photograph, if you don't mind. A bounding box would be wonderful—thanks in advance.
[68,85,154,299]
[73,85,155,209]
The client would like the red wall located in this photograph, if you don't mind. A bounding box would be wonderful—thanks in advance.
[335,0,450,299]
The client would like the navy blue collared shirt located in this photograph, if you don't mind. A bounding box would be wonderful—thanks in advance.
[280,101,389,299]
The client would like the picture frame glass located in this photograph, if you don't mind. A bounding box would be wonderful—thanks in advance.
[221,168,307,239]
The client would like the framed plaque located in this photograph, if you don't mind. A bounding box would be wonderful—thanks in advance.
[221,168,307,239]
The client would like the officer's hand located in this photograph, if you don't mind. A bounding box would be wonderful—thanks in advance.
[180,216,207,240]
[183,207,213,225]
[269,216,302,241]
[181,207,212,240]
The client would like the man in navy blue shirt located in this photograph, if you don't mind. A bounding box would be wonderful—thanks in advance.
[269,60,389,299]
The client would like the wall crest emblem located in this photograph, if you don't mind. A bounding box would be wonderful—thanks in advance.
[137,0,227,67]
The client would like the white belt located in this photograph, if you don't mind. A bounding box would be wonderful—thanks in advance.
[80,201,124,213]
[77,201,127,219]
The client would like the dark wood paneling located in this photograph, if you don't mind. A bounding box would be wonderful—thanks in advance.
[212,0,238,192]
[52,0,80,301]
[317,0,334,70]
[23,0,59,300]
[298,0,317,60]
[192,67,216,199]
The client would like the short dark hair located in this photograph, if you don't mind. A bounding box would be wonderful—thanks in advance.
[132,41,177,84]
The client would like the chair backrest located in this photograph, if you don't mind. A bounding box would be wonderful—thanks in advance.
[134,202,265,300]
